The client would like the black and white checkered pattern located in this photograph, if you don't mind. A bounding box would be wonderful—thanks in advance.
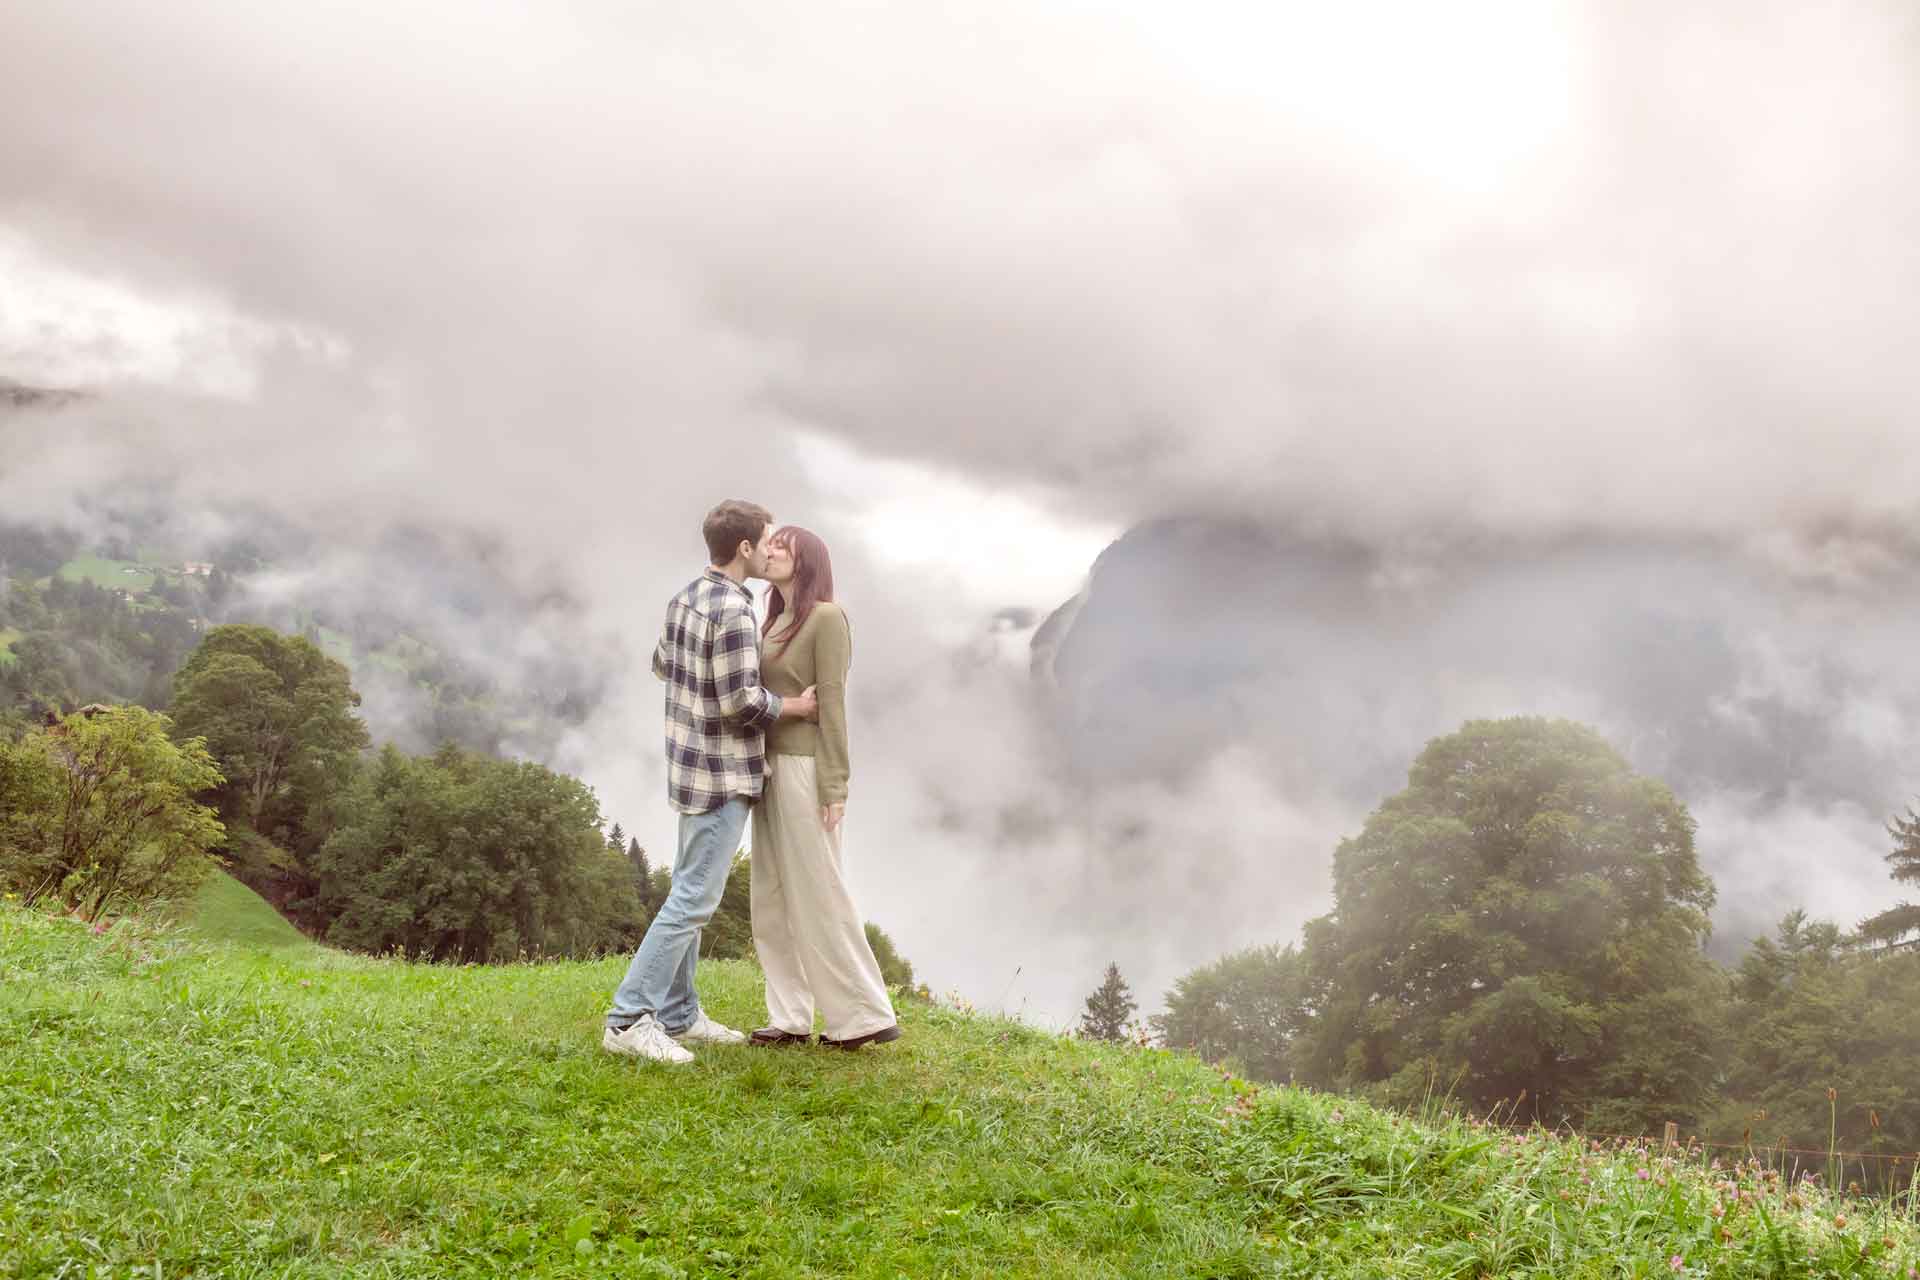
[653,569,783,813]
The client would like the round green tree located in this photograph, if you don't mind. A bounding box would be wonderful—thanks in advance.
[1299,717,1722,1130]
[169,624,369,839]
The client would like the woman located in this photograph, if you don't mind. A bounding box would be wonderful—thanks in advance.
[749,525,901,1050]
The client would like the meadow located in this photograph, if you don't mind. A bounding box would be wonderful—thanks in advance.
[52,556,156,594]
[3,880,1917,1279]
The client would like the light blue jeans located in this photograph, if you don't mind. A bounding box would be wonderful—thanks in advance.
[606,797,749,1035]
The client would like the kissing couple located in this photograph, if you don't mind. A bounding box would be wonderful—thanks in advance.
[601,499,902,1063]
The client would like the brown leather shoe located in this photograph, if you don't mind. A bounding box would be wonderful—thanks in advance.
[819,1024,902,1051]
[749,1027,811,1047]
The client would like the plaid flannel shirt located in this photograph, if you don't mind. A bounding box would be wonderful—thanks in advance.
[653,568,783,813]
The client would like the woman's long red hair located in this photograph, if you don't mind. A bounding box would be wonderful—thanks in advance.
[763,525,835,658]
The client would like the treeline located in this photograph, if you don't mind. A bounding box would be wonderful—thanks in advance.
[1,623,648,959]
[3,620,914,980]
[1143,718,1920,1179]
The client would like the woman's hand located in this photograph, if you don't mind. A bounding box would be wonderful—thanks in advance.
[821,801,845,834]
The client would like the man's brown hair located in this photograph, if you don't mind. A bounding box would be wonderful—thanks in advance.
[703,500,774,565]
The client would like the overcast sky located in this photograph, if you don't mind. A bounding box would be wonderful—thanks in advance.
[4,0,1917,1022]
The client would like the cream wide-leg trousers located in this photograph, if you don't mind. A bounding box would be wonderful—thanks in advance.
[750,754,896,1041]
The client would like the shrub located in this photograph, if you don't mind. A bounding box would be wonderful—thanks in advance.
[0,706,225,919]
[865,920,915,991]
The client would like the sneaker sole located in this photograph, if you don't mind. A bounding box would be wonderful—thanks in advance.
[603,1031,695,1064]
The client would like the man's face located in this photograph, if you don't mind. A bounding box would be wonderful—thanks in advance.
[744,522,775,580]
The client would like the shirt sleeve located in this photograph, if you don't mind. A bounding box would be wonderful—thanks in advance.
[813,605,852,805]
[712,606,782,729]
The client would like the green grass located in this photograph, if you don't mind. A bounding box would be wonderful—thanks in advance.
[4,903,1917,1279]
[0,626,20,667]
[55,554,155,593]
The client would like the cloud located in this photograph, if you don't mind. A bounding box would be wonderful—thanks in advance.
[3,0,1918,1018]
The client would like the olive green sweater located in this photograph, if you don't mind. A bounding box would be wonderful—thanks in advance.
[763,601,851,804]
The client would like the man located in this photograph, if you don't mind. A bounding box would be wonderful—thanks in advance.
[604,500,817,1063]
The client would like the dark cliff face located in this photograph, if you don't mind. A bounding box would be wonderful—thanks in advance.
[1030,517,1920,822]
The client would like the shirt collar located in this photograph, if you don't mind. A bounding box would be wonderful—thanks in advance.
[703,566,755,606]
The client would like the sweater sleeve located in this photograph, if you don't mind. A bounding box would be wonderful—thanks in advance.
[814,605,852,805]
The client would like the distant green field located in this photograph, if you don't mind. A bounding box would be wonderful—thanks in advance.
[56,555,154,593]
[0,627,19,667]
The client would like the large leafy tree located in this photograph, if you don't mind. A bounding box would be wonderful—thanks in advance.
[1857,805,1920,951]
[1298,717,1722,1130]
[310,744,644,961]
[168,624,369,841]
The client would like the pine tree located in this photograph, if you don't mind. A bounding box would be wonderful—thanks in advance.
[1859,805,1920,950]
[1079,961,1136,1042]
[627,837,652,909]
[606,821,625,855]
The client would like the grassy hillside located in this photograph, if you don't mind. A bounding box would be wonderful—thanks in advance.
[0,625,19,667]
[172,870,318,952]
[3,905,1916,1278]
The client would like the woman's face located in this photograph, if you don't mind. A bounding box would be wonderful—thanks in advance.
[764,537,796,587]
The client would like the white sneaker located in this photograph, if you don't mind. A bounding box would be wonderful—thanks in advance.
[602,1015,695,1064]
[672,1012,747,1046]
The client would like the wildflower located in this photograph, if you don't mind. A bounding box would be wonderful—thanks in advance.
[1669,1254,1683,1271]
[1834,1215,1847,1229]
[1637,1168,1651,1181]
